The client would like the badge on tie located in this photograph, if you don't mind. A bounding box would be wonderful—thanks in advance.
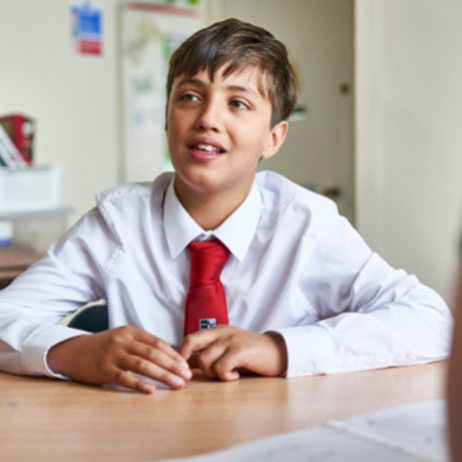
[200,319,216,330]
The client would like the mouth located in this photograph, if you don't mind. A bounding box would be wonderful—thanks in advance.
[187,137,227,161]
[189,143,226,153]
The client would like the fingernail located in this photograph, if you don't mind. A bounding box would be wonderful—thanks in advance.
[181,369,192,380]
[143,385,156,394]
[172,377,185,388]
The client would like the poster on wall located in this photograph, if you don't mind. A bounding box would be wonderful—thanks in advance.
[70,0,104,56]
[121,3,201,183]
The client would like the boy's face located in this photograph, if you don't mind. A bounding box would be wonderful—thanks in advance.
[165,64,288,197]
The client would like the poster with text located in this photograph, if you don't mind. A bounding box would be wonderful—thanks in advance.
[70,0,104,56]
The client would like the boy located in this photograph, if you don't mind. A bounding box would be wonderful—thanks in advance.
[0,19,452,394]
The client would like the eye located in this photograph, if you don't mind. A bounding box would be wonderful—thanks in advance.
[230,100,249,110]
[180,93,199,102]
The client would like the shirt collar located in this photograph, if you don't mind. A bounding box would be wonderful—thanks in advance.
[163,176,262,262]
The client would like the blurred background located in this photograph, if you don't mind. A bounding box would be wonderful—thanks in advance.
[0,0,461,304]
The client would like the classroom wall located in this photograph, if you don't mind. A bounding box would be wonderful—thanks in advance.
[0,0,120,225]
[355,0,462,302]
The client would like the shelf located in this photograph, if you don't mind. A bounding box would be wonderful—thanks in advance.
[0,207,74,219]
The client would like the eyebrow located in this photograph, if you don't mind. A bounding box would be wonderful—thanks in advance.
[226,84,257,95]
[176,77,206,88]
[176,78,258,96]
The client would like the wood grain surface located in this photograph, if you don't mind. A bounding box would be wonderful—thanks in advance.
[0,362,447,462]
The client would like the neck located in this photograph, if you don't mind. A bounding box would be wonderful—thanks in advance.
[174,176,254,230]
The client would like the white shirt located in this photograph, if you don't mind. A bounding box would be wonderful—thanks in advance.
[0,171,453,379]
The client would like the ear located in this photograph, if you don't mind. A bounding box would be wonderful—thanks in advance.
[261,121,289,160]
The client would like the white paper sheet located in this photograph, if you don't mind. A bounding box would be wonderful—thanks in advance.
[152,401,448,462]
[328,401,447,461]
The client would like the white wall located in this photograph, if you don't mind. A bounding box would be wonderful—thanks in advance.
[356,0,462,302]
[0,0,120,224]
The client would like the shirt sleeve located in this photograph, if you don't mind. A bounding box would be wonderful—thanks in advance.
[273,213,453,378]
[0,207,118,378]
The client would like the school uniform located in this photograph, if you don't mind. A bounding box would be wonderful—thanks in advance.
[0,171,452,378]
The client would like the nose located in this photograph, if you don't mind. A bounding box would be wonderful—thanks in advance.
[195,97,222,133]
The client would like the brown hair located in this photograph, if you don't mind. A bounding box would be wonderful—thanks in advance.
[166,18,299,127]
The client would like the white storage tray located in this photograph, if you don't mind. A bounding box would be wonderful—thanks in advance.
[0,165,63,212]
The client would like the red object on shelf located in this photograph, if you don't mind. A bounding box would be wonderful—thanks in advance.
[0,114,35,166]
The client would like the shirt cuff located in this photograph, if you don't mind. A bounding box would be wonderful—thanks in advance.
[270,325,338,378]
[21,324,91,379]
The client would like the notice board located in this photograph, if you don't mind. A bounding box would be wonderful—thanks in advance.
[121,3,201,183]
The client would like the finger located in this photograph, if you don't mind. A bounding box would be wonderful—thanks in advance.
[212,348,243,381]
[196,342,228,380]
[135,330,186,364]
[111,367,156,394]
[178,329,221,360]
[128,342,192,381]
[119,354,186,390]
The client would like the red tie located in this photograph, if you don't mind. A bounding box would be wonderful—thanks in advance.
[184,239,231,336]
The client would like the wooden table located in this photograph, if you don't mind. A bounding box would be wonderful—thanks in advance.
[0,247,42,289]
[0,362,447,462]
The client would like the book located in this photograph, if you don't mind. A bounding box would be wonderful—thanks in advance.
[0,123,27,168]
[0,114,35,166]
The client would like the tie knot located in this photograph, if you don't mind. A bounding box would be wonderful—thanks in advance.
[187,239,231,287]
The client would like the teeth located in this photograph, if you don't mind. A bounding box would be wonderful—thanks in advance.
[195,144,220,152]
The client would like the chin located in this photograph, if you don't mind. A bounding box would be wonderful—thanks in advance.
[178,166,226,193]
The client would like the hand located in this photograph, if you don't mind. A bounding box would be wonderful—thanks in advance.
[47,326,192,393]
[177,326,288,381]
